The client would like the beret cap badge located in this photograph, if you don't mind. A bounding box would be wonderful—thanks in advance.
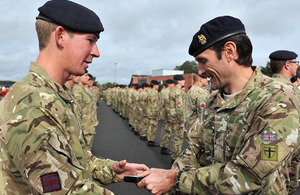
[198,34,207,45]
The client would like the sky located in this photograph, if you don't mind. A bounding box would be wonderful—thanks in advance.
[0,0,299,84]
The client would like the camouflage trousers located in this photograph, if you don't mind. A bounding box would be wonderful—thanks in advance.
[83,126,96,151]
[134,112,143,133]
[170,123,185,160]
[160,120,171,148]
[147,118,158,141]
[128,108,134,126]
[139,116,149,137]
[185,117,197,134]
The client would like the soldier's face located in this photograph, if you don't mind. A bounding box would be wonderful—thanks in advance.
[64,33,100,76]
[195,48,229,91]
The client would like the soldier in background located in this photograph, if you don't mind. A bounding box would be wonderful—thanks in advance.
[291,72,300,87]
[0,0,148,194]
[137,15,300,194]
[147,80,160,147]
[269,50,300,192]
[169,75,186,162]
[159,79,174,155]
[127,84,135,128]
[186,74,210,131]
[73,73,96,150]
[139,83,150,140]
[133,84,143,135]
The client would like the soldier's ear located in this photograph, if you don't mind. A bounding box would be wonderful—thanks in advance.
[55,26,67,49]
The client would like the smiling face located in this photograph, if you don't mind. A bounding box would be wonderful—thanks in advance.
[64,32,100,76]
[195,48,231,91]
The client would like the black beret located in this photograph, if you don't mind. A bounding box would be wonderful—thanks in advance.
[141,83,149,88]
[135,84,142,89]
[173,75,185,81]
[297,72,300,78]
[37,0,104,38]
[269,50,298,60]
[199,73,207,78]
[165,79,175,84]
[151,80,159,85]
[189,16,246,57]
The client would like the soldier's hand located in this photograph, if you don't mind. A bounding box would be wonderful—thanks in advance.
[137,168,179,195]
[113,160,149,180]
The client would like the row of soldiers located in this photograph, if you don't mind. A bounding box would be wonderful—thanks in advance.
[103,73,210,162]
[65,72,101,150]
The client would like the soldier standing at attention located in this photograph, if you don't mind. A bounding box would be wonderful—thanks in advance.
[169,75,186,162]
[139,83,150,140]
[0,1,148,194]
[186,74,210,131]
[73,72,96,150]
[159,79,174,155]
[147,80,160,147]
[137,16,300,194]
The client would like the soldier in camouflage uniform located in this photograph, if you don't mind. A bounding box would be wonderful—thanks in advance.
[139,83,150,140]
[269,50,300,193]
[127,84,135,128]
[160,79,174,155]
[137,16,300,195]
[147,80,160,147]
[169,75,186,161]
[0,1,148,194]
[133,84,143,135]
[186,74,210,131]
[73,73,96,150]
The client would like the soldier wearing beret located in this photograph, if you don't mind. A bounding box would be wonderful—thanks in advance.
[159,79,175,155]
[0,0,148,194]
[269,50,300,192]
[186,73,210,132]
[146,80,160,147]
[137,15,300,194]
[169,74,186,162]
[139,83,150,140]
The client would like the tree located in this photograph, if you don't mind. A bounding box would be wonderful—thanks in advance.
[260,62,272,77]
[174,61,198,74]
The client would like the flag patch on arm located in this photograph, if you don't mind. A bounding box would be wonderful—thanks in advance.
[41,172,62,193]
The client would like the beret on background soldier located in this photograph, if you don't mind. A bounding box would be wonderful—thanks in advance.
[188,15,245,57]
[269,50,298,60]
[166,79,175,84]
[151,80,159,85]
[141,83,149,88]
[36,0,104,38]
[173,75,185,81]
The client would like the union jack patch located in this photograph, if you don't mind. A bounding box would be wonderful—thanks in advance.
[262,134,276,142]
[41,172,62,193]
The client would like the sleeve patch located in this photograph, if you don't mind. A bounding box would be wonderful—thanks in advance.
[41,172,62,193]
[177,102,181,104]
[261,144,278,161]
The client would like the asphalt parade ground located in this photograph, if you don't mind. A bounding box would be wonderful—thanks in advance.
[92,100,300,195]
[92,100,188,195]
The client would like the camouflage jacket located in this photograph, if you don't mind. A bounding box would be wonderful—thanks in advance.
[147,88,159,119]
[172,67,300,194]
[139,90,148,116]
[0,63,120,195]
[169,85,186,124]
[186,84,210,123]
[160,88,171,121]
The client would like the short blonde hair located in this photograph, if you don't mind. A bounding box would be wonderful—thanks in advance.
[35,19,74,51]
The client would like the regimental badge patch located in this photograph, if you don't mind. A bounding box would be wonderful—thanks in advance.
[177,101,181,105]
[41,172,62,193]
[261,144,278,161]
[262,134,277,141]
[198,34,207,45]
